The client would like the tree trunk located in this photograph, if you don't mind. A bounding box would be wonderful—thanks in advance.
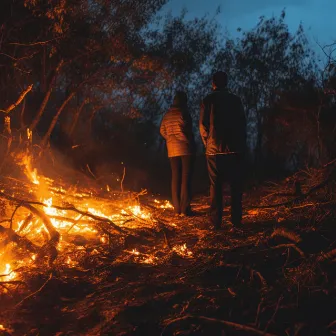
[41,46,46,93]
[0,116,12,173]
[69,99,87,137]
[20,98,26,129]
[30,60,64,132]
[40,92,76,148]
[88,107,101,136]
[254,116,264,179]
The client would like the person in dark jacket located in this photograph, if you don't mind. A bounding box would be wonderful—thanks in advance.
[199,71,247,229]
[160,91,195,216]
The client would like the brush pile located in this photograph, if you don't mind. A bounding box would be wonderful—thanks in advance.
[1,151,336,336]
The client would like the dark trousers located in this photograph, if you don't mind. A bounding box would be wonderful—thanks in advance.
[206,154,243,227]
[169,155,193,214]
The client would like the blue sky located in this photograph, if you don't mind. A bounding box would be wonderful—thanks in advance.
[163,0,335,62]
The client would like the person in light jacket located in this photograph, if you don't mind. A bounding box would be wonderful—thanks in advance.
[160,91,195,216]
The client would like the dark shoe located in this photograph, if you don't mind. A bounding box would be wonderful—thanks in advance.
[232,221,243,228]
[228,222,243,233]
[211,224,223,231]
[182,209,197,217]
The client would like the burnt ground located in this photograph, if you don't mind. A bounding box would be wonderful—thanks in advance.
[1,162,336,336]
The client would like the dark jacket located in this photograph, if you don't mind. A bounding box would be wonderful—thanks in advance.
[199,88,247,156]
[160,106,194,157]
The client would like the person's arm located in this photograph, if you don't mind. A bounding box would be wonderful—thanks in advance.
[160,115,167,139]
[199,98,210,146]
[237,98,247,154]
[182,111,196,152]
[182,110,193,139]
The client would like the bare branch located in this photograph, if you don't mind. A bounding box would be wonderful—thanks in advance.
[9,38,60,47]
[0,85,33,114]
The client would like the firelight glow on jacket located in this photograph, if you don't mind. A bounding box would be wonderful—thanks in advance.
[199,88,247,156]
[160,106,194,157]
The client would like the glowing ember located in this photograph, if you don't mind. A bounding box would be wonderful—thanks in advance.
[132,248,140,255]
[126,249,158,265]
[128,205,151,219]
[154,199,174,209]
[172,244,193,258]
[27,128,32,140]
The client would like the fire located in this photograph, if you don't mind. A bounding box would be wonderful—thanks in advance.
[126,249,159,264]
[128,205,151,219]
[0,323,13,333]
[132,248,140,255]
[154,199,174,209]
[1,139,179,296]
[173,244,193,258]
[21,154,40,185]
[0,263,16,282]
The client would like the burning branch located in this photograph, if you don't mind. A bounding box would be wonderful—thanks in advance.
[0,225,39,254]
[0,192,60,244]
[121,166,126,193]
[0,191,125,235]
[0,85,33,114]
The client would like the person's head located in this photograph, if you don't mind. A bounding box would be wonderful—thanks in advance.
[212,71,228,89]
[173,91,188,107]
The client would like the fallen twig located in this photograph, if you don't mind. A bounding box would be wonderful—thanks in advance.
[161,315,276,336]
[270,244,305,258]
[250,165,336,209]
[271,228,302,243]
[15,273,52,308]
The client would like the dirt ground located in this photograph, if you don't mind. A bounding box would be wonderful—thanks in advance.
[1,164,336,336]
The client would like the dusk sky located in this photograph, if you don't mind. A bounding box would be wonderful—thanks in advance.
[164,0,335,62]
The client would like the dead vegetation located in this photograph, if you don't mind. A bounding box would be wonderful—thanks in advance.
[1,153,336,336]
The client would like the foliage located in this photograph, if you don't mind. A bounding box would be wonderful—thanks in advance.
[0,3,335,180]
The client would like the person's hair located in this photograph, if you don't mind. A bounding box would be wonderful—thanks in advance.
[173,91,188,107]
[213,71,228,88]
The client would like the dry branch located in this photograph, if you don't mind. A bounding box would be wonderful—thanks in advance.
[0,191,124,234]
[30,60,64,132]
[161,315,276,336]
[18,213,34,233]
[0,192,59,242]
[271,228,302,243]
[317,249,336,262]
[251,162,336,209]
[41,91,76,148]
[0,85,33,114]
[0,224,39,253]
[15,273,52,308]
[270,244,305,258]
